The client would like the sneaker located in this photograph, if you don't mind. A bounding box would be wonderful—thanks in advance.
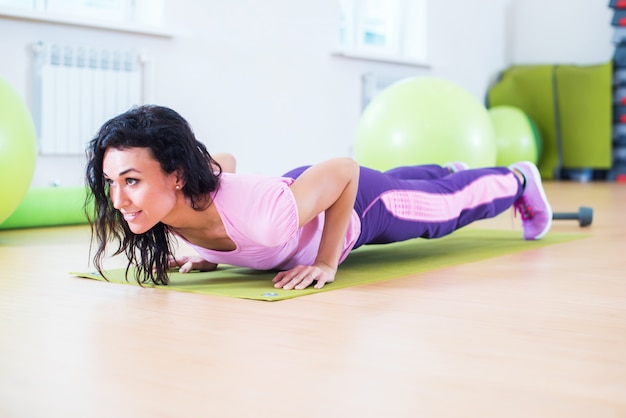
[444,161,469,173]
[509,161,552,240]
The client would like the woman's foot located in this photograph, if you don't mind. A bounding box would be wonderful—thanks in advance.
[509,161,552,240]
[444,161,469,173]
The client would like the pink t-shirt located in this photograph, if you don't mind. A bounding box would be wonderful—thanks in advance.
[178,173,361,270]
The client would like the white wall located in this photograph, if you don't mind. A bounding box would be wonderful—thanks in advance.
[508,0,613,65]
[0,0,613,187]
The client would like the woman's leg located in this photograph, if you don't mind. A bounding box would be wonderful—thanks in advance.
[285,164,451,180]
[353,166,524,248]
[384,162,470,179]
[384,164,450,180]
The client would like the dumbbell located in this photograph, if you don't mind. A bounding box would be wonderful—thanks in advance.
[552,206,593,227]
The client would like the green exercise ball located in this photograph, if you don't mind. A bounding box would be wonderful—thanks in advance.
[354,76,497,171]
[489,106,542,166]
[0,76,37,225]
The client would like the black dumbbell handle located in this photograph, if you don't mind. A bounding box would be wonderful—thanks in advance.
[552,206,593,227]
[553,212,577,219]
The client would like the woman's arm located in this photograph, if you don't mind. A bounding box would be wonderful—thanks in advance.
[212,153,237,173]
[272,157,360,290]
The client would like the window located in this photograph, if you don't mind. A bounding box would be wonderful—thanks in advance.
[45,0,131,23]
[0,0,166,34]
[338,0,428,66]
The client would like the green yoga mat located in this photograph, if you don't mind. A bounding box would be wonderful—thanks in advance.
[72,229,587,301]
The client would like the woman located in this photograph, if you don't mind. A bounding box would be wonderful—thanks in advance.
[86,105,552,290]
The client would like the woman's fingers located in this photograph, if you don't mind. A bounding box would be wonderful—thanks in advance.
[167,256,187,269]
[273,267,332,290]
[273,269,308,290]
[167,256,217,273]
[293,272,317,290]
[168,256,192,270]
[313,275,329,289]
[178,260,194,273]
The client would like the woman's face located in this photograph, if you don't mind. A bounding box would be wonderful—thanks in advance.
[103,147,180,234]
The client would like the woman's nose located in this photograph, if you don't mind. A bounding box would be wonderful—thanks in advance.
[110,185,128,209]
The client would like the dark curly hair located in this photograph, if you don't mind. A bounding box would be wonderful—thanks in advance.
[85,105,221,285]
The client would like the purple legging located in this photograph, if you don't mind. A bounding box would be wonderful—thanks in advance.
[282,164,523,249]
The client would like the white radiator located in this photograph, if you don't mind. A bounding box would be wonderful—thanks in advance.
[32,42,145,155]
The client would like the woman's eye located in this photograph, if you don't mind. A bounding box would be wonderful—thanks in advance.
[126,178,139,186]
[104,178,113,186]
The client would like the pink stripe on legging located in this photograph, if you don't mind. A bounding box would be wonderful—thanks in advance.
[374,172,519,222]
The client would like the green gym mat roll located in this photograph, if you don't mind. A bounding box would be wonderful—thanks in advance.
[487,61,612,179]
[0,186,91,230]
[555,63,613,169]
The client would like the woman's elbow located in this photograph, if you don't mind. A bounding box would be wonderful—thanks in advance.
[213,153,237,173]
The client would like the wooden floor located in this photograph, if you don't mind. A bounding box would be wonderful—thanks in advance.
[1,181,625,418]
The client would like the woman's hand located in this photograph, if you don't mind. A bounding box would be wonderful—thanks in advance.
[168,255,218,273]
[272,262,337,290]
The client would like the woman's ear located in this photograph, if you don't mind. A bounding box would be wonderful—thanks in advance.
[174,169,185,189]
